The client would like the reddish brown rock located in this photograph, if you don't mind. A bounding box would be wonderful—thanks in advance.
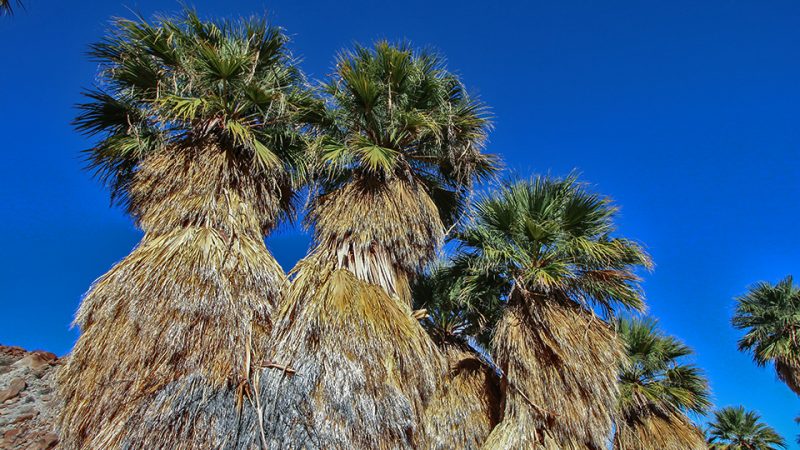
[33,432,58,450]
[0,378,26,403]
[0,345,60,450]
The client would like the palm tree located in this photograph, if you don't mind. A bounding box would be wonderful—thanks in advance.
[613,318,710,450]
[412,264,503,449]
[258,42,497,449]
[454,175,652,449]
[57,10,313,449]
[733,276,800,395]
[707,406,786,449]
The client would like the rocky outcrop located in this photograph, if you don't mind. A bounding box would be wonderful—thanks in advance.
[0,346,60,450]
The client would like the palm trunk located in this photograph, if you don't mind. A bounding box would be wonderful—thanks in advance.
[483,292,623,449]
[776,357,800,396]
[614,408,706,450]
[423,343,502,449]
[58,145,287,449]
[255,178,446,449]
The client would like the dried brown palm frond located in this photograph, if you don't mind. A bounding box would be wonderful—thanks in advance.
[423,343,502,450]
[57,146,288,449]
[776,357,800,395]
[309,177,444,303]
[614,408,706,450]
[254,256,444,449]
[483,295,623,450]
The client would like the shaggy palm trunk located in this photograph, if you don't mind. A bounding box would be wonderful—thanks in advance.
[614,409,706,450]
[256,178,446,449]
[776,357,800,395]
[423,344,502,449]
[483,292,623,449]
[58,145,286,449]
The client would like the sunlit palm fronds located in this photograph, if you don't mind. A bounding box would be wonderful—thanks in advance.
[456,175,652,449]
[59,9,310,449]
[707,406,786,450]
[733,276,800,395]
[75,9,317,222]
[613,318,710,450]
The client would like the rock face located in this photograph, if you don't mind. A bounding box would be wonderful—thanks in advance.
[0,346,60,450]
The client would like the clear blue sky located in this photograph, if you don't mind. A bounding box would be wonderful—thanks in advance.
[1,0,798,442]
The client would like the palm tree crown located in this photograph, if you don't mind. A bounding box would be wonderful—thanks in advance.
[614,318,710,450]
[733,276,800,395]
[308,42,498,299]
[617,318,710,417]
[76,10,314,231]
[456,174,651,314]
[707,406,786,449]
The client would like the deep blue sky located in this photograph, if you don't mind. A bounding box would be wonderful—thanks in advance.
[2,0,798,442]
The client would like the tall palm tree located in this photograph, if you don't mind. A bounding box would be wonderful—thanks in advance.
[707,406,786,449]
[613,318,710,450]
[733,276,800,395]
[57,10,313,449]
[454,175,652,449]
[258,42,497,449]
[412,264,503,449]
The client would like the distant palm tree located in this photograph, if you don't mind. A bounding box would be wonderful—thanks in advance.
[614,318,710,450]
[260,42,497,449]
[58,10,313,449]
[733,276,800,395]
[454,175,652,449]
[707,406,786,449]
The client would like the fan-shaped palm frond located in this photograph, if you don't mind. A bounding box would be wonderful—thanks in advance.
[733,276,800,395]
[260,42,497,450]
[455,175,652,449]
[59,10,312,449]
[412,262,504,348]
[614,318,710,450]
[707,406,786,449]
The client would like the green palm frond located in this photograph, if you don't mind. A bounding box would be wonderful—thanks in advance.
[707,406,786,449]
[732,276,800,395]
[76,8,318,213]
[455,174,652,315]
[316,41,499,202]
[616,318,711,417]
[412,261,505,348]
